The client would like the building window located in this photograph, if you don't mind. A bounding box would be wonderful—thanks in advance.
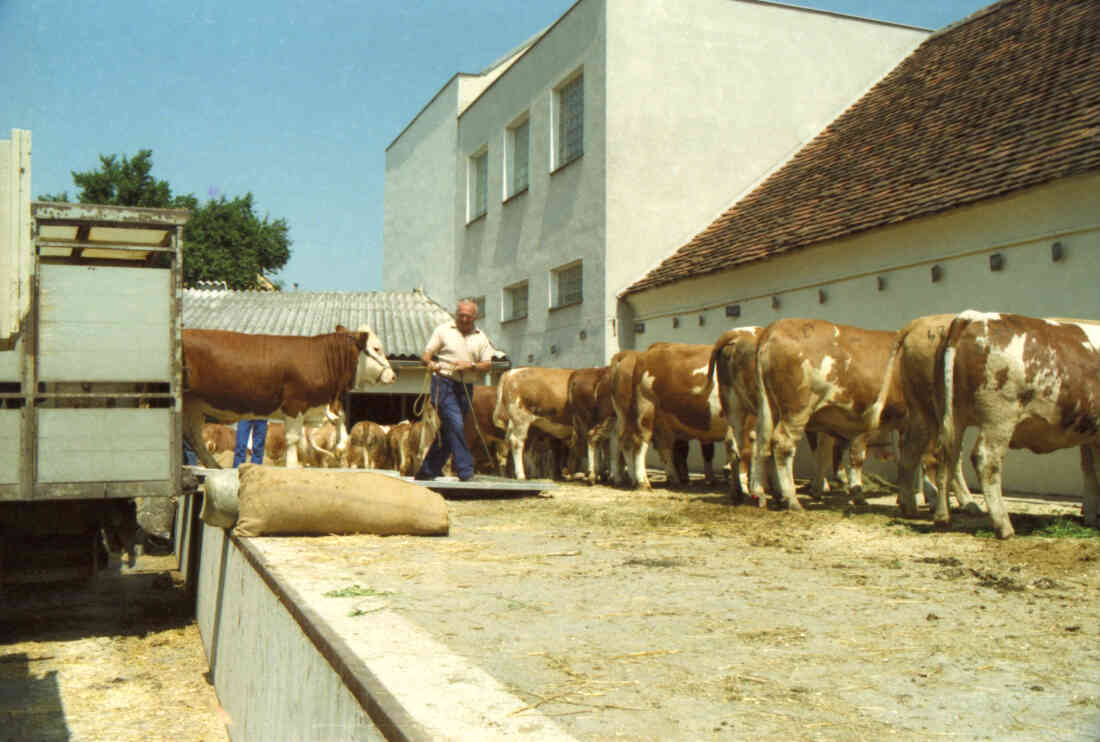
[550,261,582,309]
[468,147,488,221]
[503,281,528,322]
[505,115,529,199]
[553,71,583,170]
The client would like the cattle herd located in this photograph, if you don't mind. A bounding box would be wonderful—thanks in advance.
[188,312,1100,540]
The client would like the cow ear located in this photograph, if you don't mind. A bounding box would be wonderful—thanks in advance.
[357,331,368,349]
[335,324,349,334]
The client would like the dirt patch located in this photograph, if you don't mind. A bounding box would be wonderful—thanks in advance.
[292,477,1099,741]
[0,555,228,742]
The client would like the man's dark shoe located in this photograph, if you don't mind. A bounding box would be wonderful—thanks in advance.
[458,473,476,482]
[414,471,435,481]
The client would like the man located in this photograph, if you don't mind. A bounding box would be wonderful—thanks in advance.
[415,299,496,482]
[233,419,268,467]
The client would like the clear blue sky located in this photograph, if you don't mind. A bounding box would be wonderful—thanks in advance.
[1,1,991,292]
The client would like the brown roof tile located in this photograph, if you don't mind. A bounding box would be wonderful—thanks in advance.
[625,0,1100,296]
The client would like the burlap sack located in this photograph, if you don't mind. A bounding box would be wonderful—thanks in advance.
[233,464,449,538]
[200,468,241,529]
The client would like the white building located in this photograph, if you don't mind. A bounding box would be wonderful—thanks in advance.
[619,0,1100,494]
[383,0,929,368]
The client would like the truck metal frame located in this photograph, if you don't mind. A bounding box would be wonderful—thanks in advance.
[1,199,189,581]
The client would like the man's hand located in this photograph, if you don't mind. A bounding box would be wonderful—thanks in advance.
[453,360,473,372]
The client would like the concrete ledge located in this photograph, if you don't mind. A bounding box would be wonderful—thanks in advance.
[197,523,575,741]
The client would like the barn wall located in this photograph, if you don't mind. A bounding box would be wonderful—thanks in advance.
[623,171,1100,495]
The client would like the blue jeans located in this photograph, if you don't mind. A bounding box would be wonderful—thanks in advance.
[417,375,474,479]
[234,420,268,467]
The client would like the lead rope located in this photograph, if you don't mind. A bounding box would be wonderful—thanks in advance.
[420,365,502,477]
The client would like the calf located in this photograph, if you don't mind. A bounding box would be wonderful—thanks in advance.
[298,421,343,468]
[934,312,1100,538]
[493,367,575,480]
[751,319,905,510]
[202,423,236,455]
[347,420,392,469]
[389,403,442,477]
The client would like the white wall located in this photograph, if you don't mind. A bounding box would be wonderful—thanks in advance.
[383,81,461,307]
[623,171,1100,495]
[605,0,929,363]
[455,0,608,370]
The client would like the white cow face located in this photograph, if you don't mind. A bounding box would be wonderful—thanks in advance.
[354,325,397,387]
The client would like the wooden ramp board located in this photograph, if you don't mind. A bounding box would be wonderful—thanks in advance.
[376,470,557,498]
[185,465,556,498]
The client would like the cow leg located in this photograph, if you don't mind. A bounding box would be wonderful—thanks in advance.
[749,399,774,505]
[970,427,1015,538]
[896,425,926,517]
[507,420,531,480]
[653,430,680,487]
[846,435,868,506]
[183,403,221,469]
[284,416,304,468]
[809,433,834,499]
[949,454,981,514]
[771,420,804,511]
[1081,444,1100,527]
[701,441,717,485]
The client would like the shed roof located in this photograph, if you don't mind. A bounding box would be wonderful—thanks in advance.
[624,0,1100,296]
[182,288,508,362]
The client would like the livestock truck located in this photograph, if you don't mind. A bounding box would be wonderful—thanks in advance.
[0,129,193,583]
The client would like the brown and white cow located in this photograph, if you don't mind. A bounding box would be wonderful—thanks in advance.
[181,325,395,469]
[464,385,508,475]
[202,423,236,455]
[866,314,980,517]
[492,367,575,480]
[388,403,442,477]
[708,327,764,499]
[932,311,1100,538]
[751,319,906,510]
[264,421,287,465]
[609,350,642,486]
[565,366,618,484]
[297,421,344,468]
[626,343,731,490]
[347,420,392,469]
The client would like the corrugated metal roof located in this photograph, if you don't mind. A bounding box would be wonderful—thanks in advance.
[182,288,507,361]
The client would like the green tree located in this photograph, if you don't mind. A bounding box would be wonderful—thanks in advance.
[183,194,290,290]
[38,150,291,289]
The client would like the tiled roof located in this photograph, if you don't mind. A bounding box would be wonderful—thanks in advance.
[625,0,1100,296]
[182,288,508,361]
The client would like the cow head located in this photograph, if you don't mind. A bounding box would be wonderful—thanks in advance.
[337,324,397,387]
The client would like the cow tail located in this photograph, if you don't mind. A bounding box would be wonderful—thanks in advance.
[707,340,726,419]
[492,375,509,431]
[935,313,971,457]
[749,333,775,494]
[864,329,906,432]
